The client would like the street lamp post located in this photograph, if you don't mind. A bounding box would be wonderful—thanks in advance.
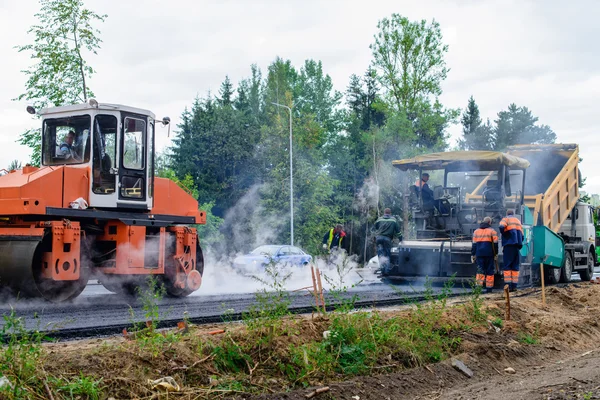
[272,102,294,246]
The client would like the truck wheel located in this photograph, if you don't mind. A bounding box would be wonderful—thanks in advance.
[559,252,573,283]
[545,265,561,285]
[579,252,595,281]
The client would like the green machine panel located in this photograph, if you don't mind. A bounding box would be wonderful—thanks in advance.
[532,225,565,267]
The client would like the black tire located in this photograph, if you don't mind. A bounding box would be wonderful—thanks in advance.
[31,234,90,302]
[559,251,573,283]
[545,264,561,284]
[579,252,595,281]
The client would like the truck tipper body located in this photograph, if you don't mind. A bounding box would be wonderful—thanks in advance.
[381,143,596,287]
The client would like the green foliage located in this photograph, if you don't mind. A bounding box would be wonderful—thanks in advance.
[518,323,540,345]
[463,282,487,324]
[458,96,494,151]
[494,103,556,150]
[518,332,539,345]
[491,317,503,329]
[369,14,457,153]
[0,309,46,399]
[370,14,448,113]
[50,373,103,400]
[165,14,464,259]
[17,129,42,168]
[322,251,362,312]
[7,160,22,171]
[158,168,198,198]
[128,276,183,357]
[137,276,166,329]
[288,282,462,383]
[244,258,294,341]
[197,201,224,246]
[211,336,253,373]
[15,0,106,166]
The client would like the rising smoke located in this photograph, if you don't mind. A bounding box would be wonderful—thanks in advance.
[196,181,377,296]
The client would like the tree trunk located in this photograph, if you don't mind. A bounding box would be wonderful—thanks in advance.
[72,16,87,101]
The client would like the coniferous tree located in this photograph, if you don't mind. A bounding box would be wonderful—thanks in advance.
[458,96,493,150]
[494,104,556,150]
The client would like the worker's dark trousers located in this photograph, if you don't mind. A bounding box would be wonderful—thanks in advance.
[475,256,495,293]
[376,236,392,274]
[503,245,521,290]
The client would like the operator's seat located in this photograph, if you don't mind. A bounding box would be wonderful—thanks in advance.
[101,153,112,173]
[483,180,503,202]
[483,180,504,211]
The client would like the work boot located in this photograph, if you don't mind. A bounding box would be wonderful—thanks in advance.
[485,288,493,294]
[509,283,517,292]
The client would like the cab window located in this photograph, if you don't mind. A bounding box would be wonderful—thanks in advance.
[92,115,117,194]
[123,118,145,170]
[42,115,91,166]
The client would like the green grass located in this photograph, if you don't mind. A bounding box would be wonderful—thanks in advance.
[518,333,539,345]
[0,308,103,400]
[50,373,103,400]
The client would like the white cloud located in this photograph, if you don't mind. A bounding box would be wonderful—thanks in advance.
[0,0,599,192]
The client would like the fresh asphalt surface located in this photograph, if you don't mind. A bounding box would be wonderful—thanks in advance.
[0,268,447,336]
[1,267,598,338]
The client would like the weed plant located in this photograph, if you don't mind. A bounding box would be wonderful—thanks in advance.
[129,276,181,357]
[0,308,102,400]
[321,250,362,312]
[0,308,45,399]
[49,373,103,400]
[463,282,488,324]
[286,279,462,384]
[245,257,294,340]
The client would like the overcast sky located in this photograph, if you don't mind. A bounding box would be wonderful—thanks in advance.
[1,0,599,192]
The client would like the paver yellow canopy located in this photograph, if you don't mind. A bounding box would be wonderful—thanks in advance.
[392,150,530,172]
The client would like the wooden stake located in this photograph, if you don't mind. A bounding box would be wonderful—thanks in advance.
[503,284,511,321]
[540,263,546,306]
[316,267,325,311]
[310,265,321,312]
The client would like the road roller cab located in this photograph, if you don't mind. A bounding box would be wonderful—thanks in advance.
[39,101,163,210]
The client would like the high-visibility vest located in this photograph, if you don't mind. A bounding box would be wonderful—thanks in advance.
[472,227,499,244]
[327,229,345,249]
[499,217,523,233]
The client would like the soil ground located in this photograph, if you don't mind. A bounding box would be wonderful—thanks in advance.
[36,282,600,399]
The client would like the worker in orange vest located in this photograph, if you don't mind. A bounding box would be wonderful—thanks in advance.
[499,210,524,292]
[471,216,499,293]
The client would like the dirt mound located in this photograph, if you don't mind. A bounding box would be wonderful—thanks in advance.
[16,283,600,399]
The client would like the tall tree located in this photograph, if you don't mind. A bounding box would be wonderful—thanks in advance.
[370,14,448,114]
[370,14,457,153]
[15,0,106,166]
[494,104,556,150]
[458,96,493,150]
[219,75,234,107]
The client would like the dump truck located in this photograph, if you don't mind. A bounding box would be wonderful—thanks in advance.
[0,101,205,302]
[380,143,596,287]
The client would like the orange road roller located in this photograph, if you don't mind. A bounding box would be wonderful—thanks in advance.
[0,101,205,301]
